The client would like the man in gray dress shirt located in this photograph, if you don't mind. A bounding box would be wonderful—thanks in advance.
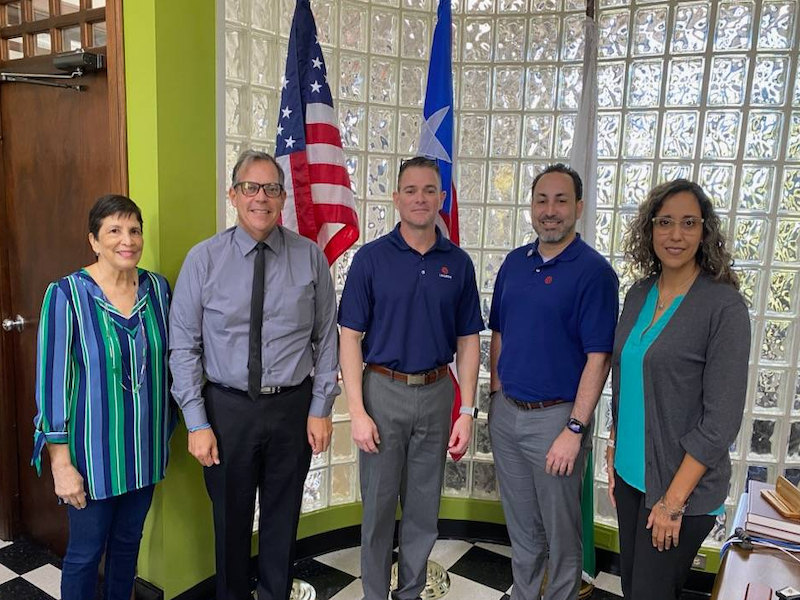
[170,149,340,600]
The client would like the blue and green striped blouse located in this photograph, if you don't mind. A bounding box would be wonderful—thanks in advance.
[32,268,174,500]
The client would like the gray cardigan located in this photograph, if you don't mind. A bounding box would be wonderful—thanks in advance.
[610,273,751,515]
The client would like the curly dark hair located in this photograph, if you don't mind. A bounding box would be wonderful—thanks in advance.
[623,179,739,289]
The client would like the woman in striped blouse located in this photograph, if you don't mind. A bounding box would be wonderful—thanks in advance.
[32,195,173,600]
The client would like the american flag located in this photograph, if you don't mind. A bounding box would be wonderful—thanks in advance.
[275,0,359,265]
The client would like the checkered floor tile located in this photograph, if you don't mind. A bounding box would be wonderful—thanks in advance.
[0,535,625,600]
[0,539,64,600]
[0,535,631,600]
[298,540,625,600]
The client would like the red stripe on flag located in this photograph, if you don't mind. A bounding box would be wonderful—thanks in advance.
[288,151,318,240]
[308,163,352,188]
[449,183,460,246]
[306,123,344,147]
[312,204,360,264]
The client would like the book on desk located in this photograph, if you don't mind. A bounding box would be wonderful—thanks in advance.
[737,480,800,544]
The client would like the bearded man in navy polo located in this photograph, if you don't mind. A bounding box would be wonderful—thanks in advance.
[488,164,618,600]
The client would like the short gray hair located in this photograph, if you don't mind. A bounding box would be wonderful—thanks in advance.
[230,150,285,188]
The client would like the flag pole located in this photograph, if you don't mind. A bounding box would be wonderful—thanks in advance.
[577,0,598,594]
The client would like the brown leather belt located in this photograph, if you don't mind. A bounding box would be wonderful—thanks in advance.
[367,364,449,386]
[506,395,567,410]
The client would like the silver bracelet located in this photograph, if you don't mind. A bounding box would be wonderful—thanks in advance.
[658,497,688,521]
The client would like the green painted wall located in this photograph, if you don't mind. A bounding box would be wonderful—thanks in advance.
[121,3,720,597]
[123,1,217,598]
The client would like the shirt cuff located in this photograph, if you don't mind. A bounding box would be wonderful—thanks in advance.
[180,402,209,431]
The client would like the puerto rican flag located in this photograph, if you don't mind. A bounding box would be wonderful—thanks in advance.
[420,0,458,245]
[275,0,359,265]
[419,0,465,459]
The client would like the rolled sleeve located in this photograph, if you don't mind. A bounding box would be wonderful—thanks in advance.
[32,283,74,473]
[680,300,751,468]
[169,249,209,430]
[310,247,341,417]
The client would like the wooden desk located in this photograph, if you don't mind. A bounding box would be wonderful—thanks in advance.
[711,545,800,599]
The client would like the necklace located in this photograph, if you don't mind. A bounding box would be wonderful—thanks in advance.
[657,267,699,310]
[101,302,147,394]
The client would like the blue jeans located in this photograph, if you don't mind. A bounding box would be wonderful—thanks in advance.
[61,485,155,600]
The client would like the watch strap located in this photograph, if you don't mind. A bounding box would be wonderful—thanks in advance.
[459,405,478,418]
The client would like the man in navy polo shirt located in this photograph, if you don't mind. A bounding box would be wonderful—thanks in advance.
[339,156,483,600]
[488,164,618,600]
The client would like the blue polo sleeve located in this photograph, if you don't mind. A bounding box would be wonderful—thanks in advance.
[456,256,485,336]
[337,248,372,333]
[578,264,619,353]
[487,259,507,332]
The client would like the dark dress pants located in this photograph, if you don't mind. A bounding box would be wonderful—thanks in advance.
[203,379,313,600]
[613,472,715,600]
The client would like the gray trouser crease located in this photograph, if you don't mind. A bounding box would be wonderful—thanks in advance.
[489,389,591,600]
[359,369,453,600]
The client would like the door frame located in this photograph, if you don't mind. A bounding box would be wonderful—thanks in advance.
[0,122,18,541]
[0,0,127,543]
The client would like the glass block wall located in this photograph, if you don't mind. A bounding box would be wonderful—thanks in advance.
[222,0,800,543]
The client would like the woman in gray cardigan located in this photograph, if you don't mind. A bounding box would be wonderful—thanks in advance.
[606,180,750,600]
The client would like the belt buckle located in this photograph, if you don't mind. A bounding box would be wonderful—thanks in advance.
[406,373,426,386]
[260,386,280,394]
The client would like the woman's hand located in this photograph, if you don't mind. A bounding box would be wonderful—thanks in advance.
[606,443,616,509]
[51,462,86,509]
[647,497,684,551]
[47,443,86,509]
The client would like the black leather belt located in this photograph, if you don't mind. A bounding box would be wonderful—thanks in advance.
[208,380,300,397]
[506,394,567,410]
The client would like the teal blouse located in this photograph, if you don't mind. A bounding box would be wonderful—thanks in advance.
[615,285,723,516]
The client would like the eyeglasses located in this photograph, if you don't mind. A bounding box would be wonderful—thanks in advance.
[651,216,704,232]
[235,181,284,198]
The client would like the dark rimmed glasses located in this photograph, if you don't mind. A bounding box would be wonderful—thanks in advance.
[235,181,284,198]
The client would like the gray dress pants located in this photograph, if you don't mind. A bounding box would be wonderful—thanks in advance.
[359,369,453,600]
[489,389,591,600]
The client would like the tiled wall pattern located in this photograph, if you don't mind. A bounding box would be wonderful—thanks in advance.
[222,0,800,544]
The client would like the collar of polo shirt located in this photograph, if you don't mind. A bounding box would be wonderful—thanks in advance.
[388,223,451,253]
[529,232,584,263]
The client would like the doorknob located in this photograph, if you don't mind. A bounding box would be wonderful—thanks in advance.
[2,315,28,332]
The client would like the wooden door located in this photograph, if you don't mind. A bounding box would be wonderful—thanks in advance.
[0,0,126,556]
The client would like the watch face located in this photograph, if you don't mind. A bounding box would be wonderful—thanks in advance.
[567,419,584,434]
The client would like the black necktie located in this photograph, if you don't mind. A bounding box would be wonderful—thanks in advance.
[247,242,267,400]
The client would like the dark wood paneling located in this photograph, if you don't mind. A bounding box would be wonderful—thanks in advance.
[0,0,125,554]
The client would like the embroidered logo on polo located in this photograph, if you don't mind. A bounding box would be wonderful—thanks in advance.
[439,266,453,280]
[544,275,553,284]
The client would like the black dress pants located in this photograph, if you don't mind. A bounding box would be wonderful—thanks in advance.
[203,379,313,600]
[613,473,715,600]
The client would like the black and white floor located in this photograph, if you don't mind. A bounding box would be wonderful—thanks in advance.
[0,536,628,599]
[294,540,625,600]
[0,538,63,599]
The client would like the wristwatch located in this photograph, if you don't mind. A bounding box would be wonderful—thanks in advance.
[459,405,479,418]
[566,417,586,434]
